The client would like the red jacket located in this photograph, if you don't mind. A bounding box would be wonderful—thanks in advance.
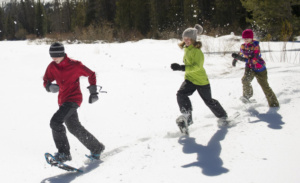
[43,55,96,106]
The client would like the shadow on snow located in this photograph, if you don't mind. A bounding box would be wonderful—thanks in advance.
[248,107,285,129]
[40,160,101,183]
[178,128,229,176]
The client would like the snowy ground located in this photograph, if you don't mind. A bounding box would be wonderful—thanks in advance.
[0,35,300,183]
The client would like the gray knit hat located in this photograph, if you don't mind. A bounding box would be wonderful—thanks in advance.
[182,24,203,41]
[49,42,65,58]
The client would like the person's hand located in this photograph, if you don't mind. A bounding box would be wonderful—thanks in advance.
[171,63,185,71]
[46,82,59,93]
[232,58,238,67]
[87,85,99,104]
[232,53,246,61]
[89,94,99,104]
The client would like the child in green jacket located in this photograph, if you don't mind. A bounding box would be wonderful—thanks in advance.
[171,24,227,130]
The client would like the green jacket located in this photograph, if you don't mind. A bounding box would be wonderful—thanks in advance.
[183,45,209,85]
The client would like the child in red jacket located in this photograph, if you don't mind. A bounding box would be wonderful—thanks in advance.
[232,29,279,107]
[43,42,105,162]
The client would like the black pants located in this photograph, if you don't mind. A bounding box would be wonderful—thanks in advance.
[50,102,104,155]
[177,80,227,118]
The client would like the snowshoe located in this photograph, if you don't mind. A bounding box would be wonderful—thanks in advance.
[45,153,82,172]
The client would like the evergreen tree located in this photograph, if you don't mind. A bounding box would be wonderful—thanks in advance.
[35,0,47,37]
[50,0,63,33]
[197,0,216,26]
[241,0,298,40]
[19,0,35,34]
[183,0,199,27]
[72,0,86,29]
[131,0,150,35]
[212,0,247,34]
[167,0,184,32]
[0,7,4,40]
[86,0,116,26]
[4,1,18,40]
[115,0,132,31]
[148,0,169,37]
[61,0,74,32]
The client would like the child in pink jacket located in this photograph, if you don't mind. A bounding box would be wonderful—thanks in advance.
[232,29,279,107]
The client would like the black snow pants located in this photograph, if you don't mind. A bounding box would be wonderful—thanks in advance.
[50,102,104,155]
[177,80,227,118]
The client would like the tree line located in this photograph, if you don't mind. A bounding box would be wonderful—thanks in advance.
[0,0,299,42]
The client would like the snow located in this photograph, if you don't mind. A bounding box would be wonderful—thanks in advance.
[0,36,300,183]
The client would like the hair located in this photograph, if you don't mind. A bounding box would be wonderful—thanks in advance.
[178,40,202,49]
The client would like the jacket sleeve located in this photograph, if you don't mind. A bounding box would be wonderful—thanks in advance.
[239,45,247,63]
[79,63,97,85]
[43,64,55,87]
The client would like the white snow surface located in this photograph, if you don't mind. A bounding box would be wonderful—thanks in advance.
[0,36,300,183]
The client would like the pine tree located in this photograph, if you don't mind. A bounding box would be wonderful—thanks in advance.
[167,0,184,32]
[183,0,199,27]
[212,0,247,34]
[241,0,298,40]
[115,0,132,31]
[72,0,86,29]
[35,0,47,37]
[131,0,150,35]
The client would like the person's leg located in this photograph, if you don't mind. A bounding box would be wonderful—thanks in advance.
[255,70,279,107]
[65,110,105,155]
[50,102,78,155]
[177,80,196,114]
[242,67,255,99]
[176,80,197,125]
[196,84,227,118]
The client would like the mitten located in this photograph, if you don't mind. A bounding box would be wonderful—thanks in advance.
[46,81,59,93]
[232,58,238,67]
[87,85,99,104]
[232,53,246,61]
[171,63,185,71]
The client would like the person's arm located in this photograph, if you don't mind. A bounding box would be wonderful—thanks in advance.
[79,63,98,103]
[43,64,59,93]
[79,63,96,85]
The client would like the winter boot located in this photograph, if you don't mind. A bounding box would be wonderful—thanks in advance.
[87,144,105,160]
[53,152,72,163]
[187,113,193,126]
[176,112,192,135]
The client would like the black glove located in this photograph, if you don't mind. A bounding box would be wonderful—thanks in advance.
[46,81,59,93]
[232,58,238,67]
[171,63,185,71]
[232,53,247,61]
[87,85,99,104]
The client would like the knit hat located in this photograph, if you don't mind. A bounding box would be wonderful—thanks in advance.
[242,29,254,39]
[49,42,65,57]
[182,24,203,41]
